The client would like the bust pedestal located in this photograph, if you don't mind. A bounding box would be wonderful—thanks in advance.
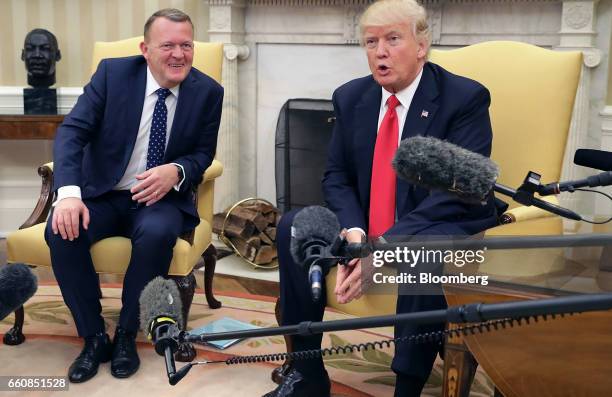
[23,88,57,115]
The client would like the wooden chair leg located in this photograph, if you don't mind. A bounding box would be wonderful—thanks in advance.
[170,272,197,362]
[271,296,294,385]
[3,306,26,345]
[202,245,222,309]
[443,325,478,397]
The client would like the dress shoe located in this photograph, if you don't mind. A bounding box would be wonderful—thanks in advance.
[263,368,331,397]
[68,333,112,383]
[110,327,140,378]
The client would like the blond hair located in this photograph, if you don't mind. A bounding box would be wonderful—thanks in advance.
[359,0,431,46]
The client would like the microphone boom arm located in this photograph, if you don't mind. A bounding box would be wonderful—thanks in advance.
[182,293,612,344]
[493,171,582,221]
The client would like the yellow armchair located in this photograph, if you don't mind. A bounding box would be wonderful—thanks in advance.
[5,38,225,362]
[273,41,583,391]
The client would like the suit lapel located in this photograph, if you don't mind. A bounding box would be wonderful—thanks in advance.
[165,70,198,161]
[355,79,382,207]
[400,64,439,140]
[123,62,147,169]
[397,63,440,215]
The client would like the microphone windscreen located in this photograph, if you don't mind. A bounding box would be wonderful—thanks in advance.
[139,277,183,335]
[392,136,499,202]
[574,149,612,172]
[289,206,341,265]
[0,263,38,321]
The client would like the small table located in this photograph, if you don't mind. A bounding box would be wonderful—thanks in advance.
[0,114,64,139]
[443,218,612,397]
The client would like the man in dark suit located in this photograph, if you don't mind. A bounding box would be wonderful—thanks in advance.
[45,8,223,383]
[265,0,498,396]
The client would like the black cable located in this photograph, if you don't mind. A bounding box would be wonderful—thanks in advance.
[572,188,612,224]
[191,314,572,367]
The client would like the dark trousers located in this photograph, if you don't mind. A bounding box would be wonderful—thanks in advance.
[45,190,184,337]
[277,209,446,384]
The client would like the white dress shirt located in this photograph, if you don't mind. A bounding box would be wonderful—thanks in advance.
[55,67,185,203]
[347,67,424,237]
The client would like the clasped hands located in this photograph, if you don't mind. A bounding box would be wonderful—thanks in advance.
[334,229,374,304]
[52,164,179,240]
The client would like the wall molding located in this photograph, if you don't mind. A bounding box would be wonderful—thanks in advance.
[601,106,612,137]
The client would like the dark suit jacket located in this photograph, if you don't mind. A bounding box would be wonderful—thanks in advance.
[52,56,223,227]
[322,62,498,238]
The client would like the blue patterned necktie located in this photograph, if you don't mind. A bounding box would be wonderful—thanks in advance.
[146,88,171,170]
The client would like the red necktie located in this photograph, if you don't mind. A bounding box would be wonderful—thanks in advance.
[369,95,400,238]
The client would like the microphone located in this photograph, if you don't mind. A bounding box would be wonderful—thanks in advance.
[290,206,376,301]
[537,171,612,196]
[290,206,341,302]
[392,136,499,203]
[139,277,188,386]
[392,136,583,221]
[574,149,612,171]
[0,263,38,321]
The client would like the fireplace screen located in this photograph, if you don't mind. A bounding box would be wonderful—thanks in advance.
[275,98,335,213]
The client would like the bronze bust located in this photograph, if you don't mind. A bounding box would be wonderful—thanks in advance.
[21,29,62,88]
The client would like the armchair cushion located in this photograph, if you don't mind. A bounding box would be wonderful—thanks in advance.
[7,222,211,277]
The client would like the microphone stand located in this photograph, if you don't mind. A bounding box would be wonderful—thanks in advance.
[158,294,612,385]
[179,293,612,344]
[493,170,582,221]
[157,230,612,385]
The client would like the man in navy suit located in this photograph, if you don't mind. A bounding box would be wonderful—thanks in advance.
[45,8,223,383]
[266,0,498,396]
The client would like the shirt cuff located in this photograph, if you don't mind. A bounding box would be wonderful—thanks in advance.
[346,227,366,237]
[53,185,82,206]
[171,163,185,191]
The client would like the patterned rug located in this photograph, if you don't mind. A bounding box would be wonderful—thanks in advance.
[0,284,494,396]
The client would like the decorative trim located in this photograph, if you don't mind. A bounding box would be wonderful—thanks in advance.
[601,106,612,136]
[240,0,556,5]
[247,0,371,5]
[343,6,364,44]
[564,3,592,30]
[206,0,247,6]
[582,47,602,68]
[223,44,251,60]
[559,0,598,48]
[429,3,443,45]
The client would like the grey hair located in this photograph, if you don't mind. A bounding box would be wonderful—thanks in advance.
[144,8,193,41]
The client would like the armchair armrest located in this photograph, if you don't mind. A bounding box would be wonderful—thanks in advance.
[204,159,223,182]
[499,195,560,224]
[20,160,224,245]
[181,160,224,245]
[21,162,55,229]
[198,160,223,226]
